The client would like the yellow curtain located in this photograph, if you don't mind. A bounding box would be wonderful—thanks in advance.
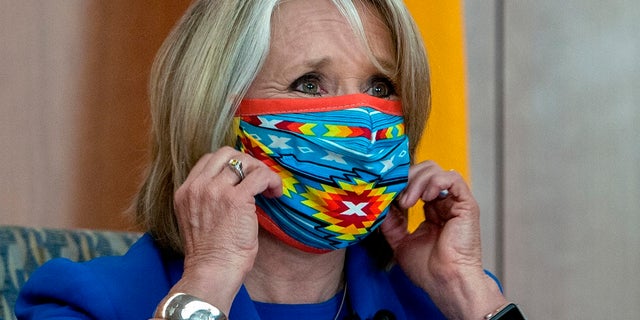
[404,0,470,230]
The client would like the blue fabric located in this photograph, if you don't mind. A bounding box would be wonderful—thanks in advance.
[253,289,346,320]
[15,234,452,319]
[0,226,141,320]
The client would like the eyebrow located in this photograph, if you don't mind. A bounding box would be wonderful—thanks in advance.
[376,57,398,78]
[303,57,331,70]
[302,56,397,76]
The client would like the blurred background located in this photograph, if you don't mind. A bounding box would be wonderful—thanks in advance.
[466,1,639,319]
[1,1,638,318]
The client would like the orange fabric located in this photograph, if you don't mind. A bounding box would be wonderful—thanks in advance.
[404,0,470,230]
[237,93,402,116]
[256,206,330,254]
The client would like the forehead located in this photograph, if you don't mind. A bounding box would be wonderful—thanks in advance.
[269,0,396,69]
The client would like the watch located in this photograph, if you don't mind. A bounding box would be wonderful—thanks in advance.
[484,303,526,320]
[160,293,228,320]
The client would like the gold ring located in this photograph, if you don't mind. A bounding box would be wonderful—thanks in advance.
[227,159,245,181]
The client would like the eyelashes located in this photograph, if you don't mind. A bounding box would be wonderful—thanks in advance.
[289,73,398,98]
[290,73,325,96]
[366,76,397,98]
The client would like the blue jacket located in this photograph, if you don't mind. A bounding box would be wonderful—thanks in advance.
[16,234,450,319]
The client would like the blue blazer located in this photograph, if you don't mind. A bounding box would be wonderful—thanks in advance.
[16,234,452,319]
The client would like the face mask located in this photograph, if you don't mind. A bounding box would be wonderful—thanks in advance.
[235,94,410,253]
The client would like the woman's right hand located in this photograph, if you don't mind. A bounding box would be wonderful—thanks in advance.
[159,146,282,315]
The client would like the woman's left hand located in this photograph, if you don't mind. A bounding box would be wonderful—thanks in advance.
[381,161,506,320]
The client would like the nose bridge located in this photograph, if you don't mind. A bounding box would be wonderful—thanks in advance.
[340,107,384,159]
[350,106,376,137]
[365,108,377,144]
[334,76,365,96]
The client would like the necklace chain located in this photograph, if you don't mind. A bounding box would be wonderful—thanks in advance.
[333,282,348,320]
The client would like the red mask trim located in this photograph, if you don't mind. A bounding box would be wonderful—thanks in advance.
[237,93,402,116]
[255,206,330,254]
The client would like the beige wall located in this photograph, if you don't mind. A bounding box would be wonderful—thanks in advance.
[1,1,190,230]
[466,0,640,318]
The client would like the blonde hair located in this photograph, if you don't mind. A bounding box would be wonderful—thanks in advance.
[135,0,430,254]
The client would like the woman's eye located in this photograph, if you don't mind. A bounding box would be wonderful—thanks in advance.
[290,74,323,96]
[366,78,396,98]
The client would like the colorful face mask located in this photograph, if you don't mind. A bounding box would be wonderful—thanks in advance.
[235,94,410,253]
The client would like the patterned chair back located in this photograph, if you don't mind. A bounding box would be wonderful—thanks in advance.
[0,226,141,320]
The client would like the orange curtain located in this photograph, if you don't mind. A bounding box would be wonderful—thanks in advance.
[404,0,470,229]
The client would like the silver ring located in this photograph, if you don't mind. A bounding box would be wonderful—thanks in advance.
[438,189,450,199]
[227,159,245,181]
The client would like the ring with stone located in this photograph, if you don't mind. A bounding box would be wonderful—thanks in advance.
[227,158,245,181]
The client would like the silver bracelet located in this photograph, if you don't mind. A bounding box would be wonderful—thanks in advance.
[160,293,228,320]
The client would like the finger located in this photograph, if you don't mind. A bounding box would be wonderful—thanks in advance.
[182,146,239,187]
[236,162,283,198]
[380,205,409,250]
[397,162,465,208]
[422,169,475,205]
[419,169,462,203]
[423,170,478,222]
[196,147,262,188]
[201,147,283,198]
[210,147,251,186]
[396,161,441,208]
[182,146,283,204]
[225,158,246,184]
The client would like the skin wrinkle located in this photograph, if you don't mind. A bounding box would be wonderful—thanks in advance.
[247,0,397,100]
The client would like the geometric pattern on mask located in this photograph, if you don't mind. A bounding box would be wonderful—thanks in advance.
[241,115,406,140]
[235,107,410,250]
[302,177,397,241]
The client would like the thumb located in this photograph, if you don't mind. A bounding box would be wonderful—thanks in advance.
[380,205,409,250]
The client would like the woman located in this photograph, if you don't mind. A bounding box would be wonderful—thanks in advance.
[16,0,521,319]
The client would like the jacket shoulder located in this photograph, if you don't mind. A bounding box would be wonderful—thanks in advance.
[15,234,174,320]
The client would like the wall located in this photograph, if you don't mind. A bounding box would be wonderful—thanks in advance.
[0,1,190,230]
[465,0,640,318]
